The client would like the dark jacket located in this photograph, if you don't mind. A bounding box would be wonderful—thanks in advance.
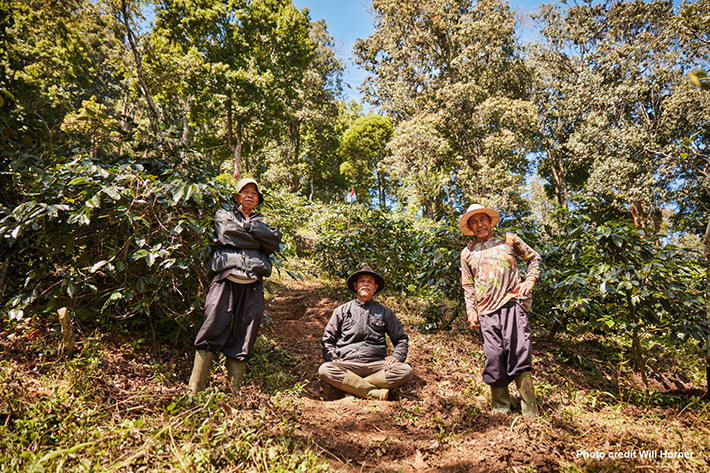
[205,205,282,280]
[322,299,409,363]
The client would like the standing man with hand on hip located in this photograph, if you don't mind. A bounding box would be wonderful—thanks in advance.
[459,203,541,418]
[188,178,282,397]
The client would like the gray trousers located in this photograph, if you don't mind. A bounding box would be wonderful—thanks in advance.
[480,300,533,387]
[194,277,264,361]
[318,360,413,388]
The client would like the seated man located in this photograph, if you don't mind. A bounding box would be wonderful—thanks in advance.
[319,266,413,400]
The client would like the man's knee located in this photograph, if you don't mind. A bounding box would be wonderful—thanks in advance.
[318,362,345,385]
[386,363,413,388]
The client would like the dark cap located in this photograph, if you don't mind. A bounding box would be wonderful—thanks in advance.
[346,266,385,294]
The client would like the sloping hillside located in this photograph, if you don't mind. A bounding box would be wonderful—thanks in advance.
[1,274,709,472]
[262,277,709,472]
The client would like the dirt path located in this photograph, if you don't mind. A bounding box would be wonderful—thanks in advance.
[266,278,560,472]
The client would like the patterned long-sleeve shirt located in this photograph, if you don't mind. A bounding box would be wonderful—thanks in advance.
[460,232,541,317]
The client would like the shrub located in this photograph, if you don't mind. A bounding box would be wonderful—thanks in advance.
[0,154,293,342]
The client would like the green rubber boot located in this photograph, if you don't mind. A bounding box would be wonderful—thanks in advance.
[491,385,511,414]
[340,371,389,400]
[188,350,214,397]
[514,371,539,419]
[363,370,389,389]
[227,359,247,393]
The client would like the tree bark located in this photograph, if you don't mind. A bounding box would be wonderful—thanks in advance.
[120,0,161,135]
[290,119,301,192]
[704,219,710,399]
[628,289,648,390]
[629,200,647,229]
[546,148,569,209]
[58,307,75,358]
[0,256,10,302]
[180,98,192,161]
[226,96,242,180]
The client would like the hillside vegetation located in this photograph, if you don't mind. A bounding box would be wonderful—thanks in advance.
[1,269,709,472]
[2,0,710,471]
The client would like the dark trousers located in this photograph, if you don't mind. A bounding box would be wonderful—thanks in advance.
[194,276,264,361]
[479,300,533,387]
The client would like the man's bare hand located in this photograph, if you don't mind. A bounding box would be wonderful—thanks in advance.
[516,279,536,296]
[468,313,480,329]
[384,356,398,365]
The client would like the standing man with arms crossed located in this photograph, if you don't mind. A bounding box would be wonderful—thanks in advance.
[188,178,282,396]
[459,203,541,418]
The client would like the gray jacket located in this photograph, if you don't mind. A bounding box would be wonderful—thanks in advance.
[205,206,282,280]
[322,299,409,363]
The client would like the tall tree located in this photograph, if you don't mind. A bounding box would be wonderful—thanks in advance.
[153,0,314,178]
[263,17,344,194]
[354,0,536,216]
[530,0,710,229]
[384,112,453,218]
[675,0,710,398]
[0,0,123,162]
[339,113,393,208]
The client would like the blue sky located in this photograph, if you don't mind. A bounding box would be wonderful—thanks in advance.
[290,0,552,105]
[291,0,685,106]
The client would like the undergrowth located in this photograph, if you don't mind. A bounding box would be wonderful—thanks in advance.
[1,276,709,472]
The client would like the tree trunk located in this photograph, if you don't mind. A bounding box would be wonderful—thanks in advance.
[58,307,75,358]
[629,200,647,229]
[628,289,648,390]
[546,148,569,209]
[631,329,648,391]
[233,123,243,181]
[226,97,242,180]
[290,119,301,192]
[0,256,10,302]
[180,98,191,161]
[120,0,161,136]
[704,219,710,399]
[309,175,314,202]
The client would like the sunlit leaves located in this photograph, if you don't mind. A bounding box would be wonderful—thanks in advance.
[355,0,535,214]
[531,0,710,224]
[535,214,705,344]
[689,70,710,90]
[0,154,228,333]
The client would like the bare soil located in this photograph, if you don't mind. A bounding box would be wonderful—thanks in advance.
[260,277,710,472]
[3,276,709,472]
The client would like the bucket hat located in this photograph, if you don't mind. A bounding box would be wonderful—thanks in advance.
[233,177,264,205]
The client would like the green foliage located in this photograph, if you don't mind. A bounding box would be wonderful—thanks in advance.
[532,212,706,386]
[151,0,316,175]
[0,152,313,342]
[536,214,706,341]
[531,0,710,225]
[690,69,710,91]
[338,113,394,208]
[249,335,301,394]
[355,0,535,214]
[385,113,454,218]
[310,203,467,330]
[0,353,330,472]
[313,205,419,291]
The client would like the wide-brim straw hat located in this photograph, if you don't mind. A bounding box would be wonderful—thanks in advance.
[233,177,264,205]
[458,203,500,236]
[346,266,385,294]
